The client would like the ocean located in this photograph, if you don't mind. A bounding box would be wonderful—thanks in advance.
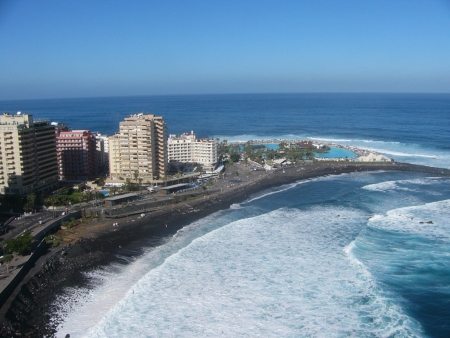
[1,93,450,337]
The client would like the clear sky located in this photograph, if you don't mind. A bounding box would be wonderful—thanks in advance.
[1,0,450,100]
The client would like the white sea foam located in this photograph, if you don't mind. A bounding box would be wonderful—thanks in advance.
[308,137,353,142]
[309,136,401,145]
[362,177,444,192]
[367,148,439,159]
[367,199,450,239]
[229,203,242,209]
[66,206,421,338]
[243,181,303,204]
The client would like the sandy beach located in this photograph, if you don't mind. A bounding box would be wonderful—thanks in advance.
[1,160,449,337]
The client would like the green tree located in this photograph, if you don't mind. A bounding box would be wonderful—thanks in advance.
[44,195,58,217]
[110,186,119,196]
[93,191,105,201]
[138,177,143,194]
[278,141,287,151]
[305,150,315,159]
[23,192,36,213]
[229,153,240,163]
[96,176,106,187]
[242,142,255,164]
[218,139,229,157]
[4,230,33,255]
[124,178,133,192]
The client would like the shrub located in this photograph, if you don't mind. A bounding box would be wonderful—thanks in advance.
[45,235,61,247]
[4,230,33,255]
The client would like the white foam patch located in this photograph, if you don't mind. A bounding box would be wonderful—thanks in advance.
[368,148,439,159]
[78,207,420,338]
[310,137,402,145]
[362,177,444,192]
[368,199,450,239]
[244,171,374,205]
[56,208,242,337]
[243,181,304,204]
[54,259,154,337]
[308,137,354,142]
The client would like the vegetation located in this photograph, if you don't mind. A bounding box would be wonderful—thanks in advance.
[61,217,79,229]
[217,139,320,168]
[45,234,61,247]
[95,176,106,187]
[44,187,104,208]
[4,230,33,255]
[122,178,141,192]
[109,186,119,195]
[23,193,36,212]
[229,153,240,163]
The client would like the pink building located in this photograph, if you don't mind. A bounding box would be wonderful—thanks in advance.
[56,130,97,180]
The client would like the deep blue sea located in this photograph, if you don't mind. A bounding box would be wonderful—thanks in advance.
[1,93,450,337]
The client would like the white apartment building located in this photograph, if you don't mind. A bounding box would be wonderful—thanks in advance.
[95,133,109,174]
[0,112,58,194]
[168,131,218,168]
[109,114,167,180]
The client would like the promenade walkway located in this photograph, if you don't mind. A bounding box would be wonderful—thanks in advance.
[0,210,81,310]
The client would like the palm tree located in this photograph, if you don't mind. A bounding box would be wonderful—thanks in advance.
[125,178,132,192]
[110,186,119,196]
[23,192,36,213]
[138,177,143,194]
[45,195,58,217]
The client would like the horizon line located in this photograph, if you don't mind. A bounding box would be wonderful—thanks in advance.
[1,91,450,103]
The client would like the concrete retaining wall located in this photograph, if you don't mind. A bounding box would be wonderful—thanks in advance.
[33,210,82,241]
[0,210,82,310]
[0,239,47,309]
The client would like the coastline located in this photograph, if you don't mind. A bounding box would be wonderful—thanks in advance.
[1,161,450,337]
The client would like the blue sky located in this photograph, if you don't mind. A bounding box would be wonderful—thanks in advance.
[1,0,450,100]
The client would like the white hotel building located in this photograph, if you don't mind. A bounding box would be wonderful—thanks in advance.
[168,131,218,169]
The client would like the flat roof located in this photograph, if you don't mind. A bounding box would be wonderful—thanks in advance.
[159,183,190,190]
[104,193,138,201]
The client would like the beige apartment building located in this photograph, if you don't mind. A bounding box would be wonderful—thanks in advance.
[0,112,58,194]
[168,131,218,169]
[109,114,167,180]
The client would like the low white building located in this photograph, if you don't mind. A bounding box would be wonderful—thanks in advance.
[168,131,218,168]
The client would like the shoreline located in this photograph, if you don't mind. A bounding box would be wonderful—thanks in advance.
[1,161,450,336]
[227,138,389,159]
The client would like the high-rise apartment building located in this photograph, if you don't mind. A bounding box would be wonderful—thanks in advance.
[0,112,58,194]
[95,133,109,174]
[168,131,218,168]
[56,130,97,180]
[109,114,167,180]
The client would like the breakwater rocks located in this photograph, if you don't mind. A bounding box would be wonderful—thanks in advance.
[0,243,110,337]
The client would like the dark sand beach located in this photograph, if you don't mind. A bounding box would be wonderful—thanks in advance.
[1,161,449,337]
